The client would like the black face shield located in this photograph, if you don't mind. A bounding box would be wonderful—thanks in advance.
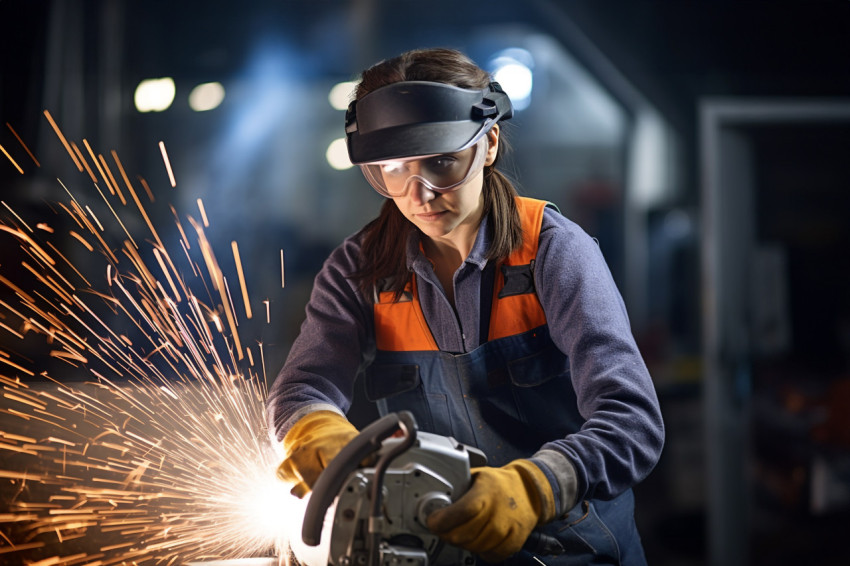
[344,81,513,165]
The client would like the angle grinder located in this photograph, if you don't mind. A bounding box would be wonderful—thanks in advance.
[299,411,486,566]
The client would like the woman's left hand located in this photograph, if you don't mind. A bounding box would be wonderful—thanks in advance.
[426,459,556,562]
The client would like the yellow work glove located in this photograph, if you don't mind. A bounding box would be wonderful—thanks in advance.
[427,459,556,563]
[276,410,359,498]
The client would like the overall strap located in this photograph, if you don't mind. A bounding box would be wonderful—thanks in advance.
[478,260,496,344]
[488,197,548,341]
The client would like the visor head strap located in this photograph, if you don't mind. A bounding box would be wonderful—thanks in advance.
[345,81,513,164]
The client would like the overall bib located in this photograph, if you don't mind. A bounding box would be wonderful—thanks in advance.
[364,198,646,566]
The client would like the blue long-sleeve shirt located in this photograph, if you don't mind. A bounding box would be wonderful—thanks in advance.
[267,206,664,507]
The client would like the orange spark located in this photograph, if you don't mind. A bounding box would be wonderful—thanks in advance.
[84,205,105,232]
[71,141,98,184]
[46,241,92,286]
[159,141,177,187]
[83,139,114,196]
[0,143,24,174]
[259,341,267,386]
[49,350,89,365]
[98,153,126,206]
[92,181,137,249]
[56,179,84,216]
[2,200,34,232]
[135,176,155,204]
[66,199,118,264]
[0,224,55,266]
[197,198,210,227]
[6,122,40,167]
[171,205,191,250]
[0,320,25,339]
[153,247,181,303]
[68,231,95,253]
[232,241,253,320]
[224,276,238,327]
[42,110,82,172]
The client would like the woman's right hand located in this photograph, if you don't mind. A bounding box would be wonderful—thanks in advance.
[276,410,359,498]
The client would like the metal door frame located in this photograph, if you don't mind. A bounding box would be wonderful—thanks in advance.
[700,98,850,566]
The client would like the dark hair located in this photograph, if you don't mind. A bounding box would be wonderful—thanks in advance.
[351,48,522,301]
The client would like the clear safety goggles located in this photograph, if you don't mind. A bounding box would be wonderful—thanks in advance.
[359,137,487,198]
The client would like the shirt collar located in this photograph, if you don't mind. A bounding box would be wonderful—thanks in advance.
[465,213,490,269]
[405,214,492,273]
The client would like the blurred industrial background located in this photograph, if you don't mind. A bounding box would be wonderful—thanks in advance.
[2,1,850,565]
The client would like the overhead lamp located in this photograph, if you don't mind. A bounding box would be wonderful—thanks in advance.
[489,48,534,111]
[189,82,226,112]
[328,81,356,111]
[134,77,176,113]
[326,138,353,170]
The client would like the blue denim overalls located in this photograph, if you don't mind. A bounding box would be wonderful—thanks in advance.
[363,198,647,566]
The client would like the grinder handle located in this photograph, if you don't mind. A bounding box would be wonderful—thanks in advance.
[301,411,416,547]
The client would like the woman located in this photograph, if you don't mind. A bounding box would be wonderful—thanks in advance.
[267,48,664,566]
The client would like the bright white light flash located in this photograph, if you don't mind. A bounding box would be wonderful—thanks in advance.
[229,465,296,552]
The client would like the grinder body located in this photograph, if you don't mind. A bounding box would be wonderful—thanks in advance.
[301,412,486,566]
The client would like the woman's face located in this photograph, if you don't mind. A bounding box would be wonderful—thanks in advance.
[390,126,499,245]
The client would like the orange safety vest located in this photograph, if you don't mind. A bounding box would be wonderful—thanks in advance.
[373,197,548,351]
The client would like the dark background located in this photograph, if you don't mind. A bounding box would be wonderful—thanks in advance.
[2,2,850,565]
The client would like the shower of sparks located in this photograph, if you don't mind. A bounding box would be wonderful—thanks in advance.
[158,141,177,188]
[0,112,296,564]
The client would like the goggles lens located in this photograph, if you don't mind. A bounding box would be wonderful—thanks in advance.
[359,138,487,198]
